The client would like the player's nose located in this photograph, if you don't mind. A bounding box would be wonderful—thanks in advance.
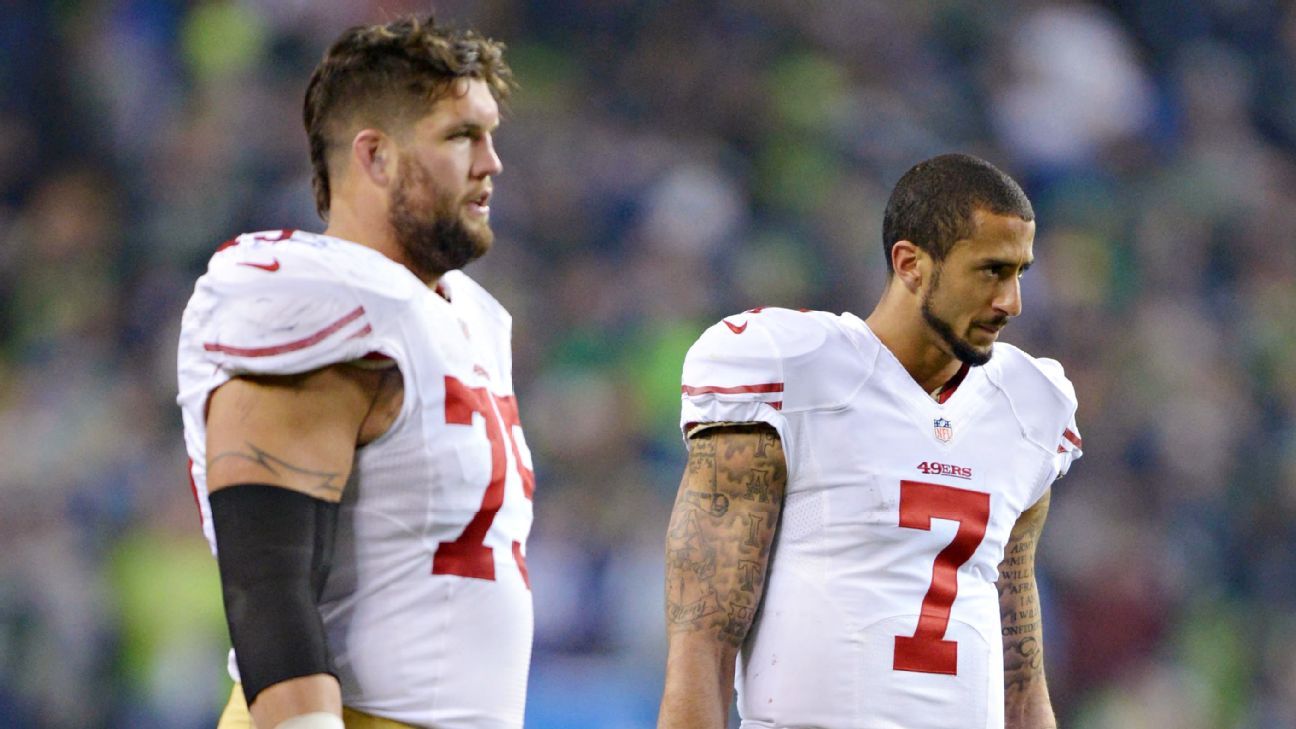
[474,134,503,178]
[994,277,1023,318]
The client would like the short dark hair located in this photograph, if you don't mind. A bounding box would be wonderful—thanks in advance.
[303,15,515,219]
[881,153,1034,271]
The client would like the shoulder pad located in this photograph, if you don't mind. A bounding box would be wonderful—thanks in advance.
[983,342,1080,455]
[207,230,422,301]
[682,308,873,413]
[186,231,418,376]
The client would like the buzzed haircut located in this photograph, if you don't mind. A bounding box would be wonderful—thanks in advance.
[881,153,1034,271]
[303,15,515,219]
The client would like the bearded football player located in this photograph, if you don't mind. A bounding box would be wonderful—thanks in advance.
[177,16,535,729]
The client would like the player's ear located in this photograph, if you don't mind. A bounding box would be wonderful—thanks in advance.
[891,239,927,294]
[352,129,396,188]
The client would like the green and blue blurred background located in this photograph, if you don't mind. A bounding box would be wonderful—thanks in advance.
[2,0,1296,727]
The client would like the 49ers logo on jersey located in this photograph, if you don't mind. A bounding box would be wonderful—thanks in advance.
[916,460,972,480]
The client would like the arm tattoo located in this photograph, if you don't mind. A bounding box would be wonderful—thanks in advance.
[665,426,787,647]
[998,491,1052,704]
[208,442,345,498]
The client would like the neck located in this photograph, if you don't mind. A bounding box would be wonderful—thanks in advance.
[322,198,440,286]
[864,280,963,393]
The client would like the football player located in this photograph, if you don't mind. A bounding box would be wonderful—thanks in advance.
[659,153,1080,729]
[177,15,533,729]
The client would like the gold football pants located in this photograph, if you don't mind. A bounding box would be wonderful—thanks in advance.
[218,684,417,729]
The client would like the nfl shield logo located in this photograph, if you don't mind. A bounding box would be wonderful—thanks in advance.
[933,417,953,443]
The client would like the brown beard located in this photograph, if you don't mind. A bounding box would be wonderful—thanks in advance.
[388,156,493,280]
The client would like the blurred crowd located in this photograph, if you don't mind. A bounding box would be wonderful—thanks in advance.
[2,0,1295,727]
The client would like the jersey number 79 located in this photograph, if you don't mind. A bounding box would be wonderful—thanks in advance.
[432,375,535,587]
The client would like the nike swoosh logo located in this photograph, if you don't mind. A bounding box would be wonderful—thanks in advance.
[238,259,281,272]
[723,319,748,334]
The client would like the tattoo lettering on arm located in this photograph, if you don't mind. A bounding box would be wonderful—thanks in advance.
[999,535,1042,688]
[998,489,1057,728]
[208,442,345,499]
[665,426,787,648]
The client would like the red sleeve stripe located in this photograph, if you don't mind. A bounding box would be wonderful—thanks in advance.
[1062,428,1082,449]
[203,306,367,357]
[681,383,784,396]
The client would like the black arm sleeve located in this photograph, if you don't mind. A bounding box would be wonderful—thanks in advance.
[209,483,340,705]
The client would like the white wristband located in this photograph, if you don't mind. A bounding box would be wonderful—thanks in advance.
[273,712,345,729]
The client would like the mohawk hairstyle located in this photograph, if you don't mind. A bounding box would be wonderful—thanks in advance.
[881,153,1034,271]
[303,15,515,219]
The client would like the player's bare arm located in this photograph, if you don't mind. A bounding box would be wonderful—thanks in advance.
[206,365,401,499]
[206,363,400,729]
[659,424,787,729]
[998,488,1056,729]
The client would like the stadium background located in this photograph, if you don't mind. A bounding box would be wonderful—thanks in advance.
[2,0,1294,727]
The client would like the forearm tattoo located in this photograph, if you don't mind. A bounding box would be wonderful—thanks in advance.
[665,427,787,647]
[998,492,1051,699]
[208,442,345,499]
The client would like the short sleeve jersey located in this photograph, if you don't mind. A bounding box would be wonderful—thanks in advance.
[680,307,1081,729]
[177,230,534,729]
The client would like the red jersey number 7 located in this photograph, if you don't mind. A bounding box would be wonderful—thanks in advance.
[893,480,991,675]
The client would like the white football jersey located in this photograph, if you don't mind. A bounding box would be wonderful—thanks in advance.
[177,230,534,729]
[680,307,1081,729]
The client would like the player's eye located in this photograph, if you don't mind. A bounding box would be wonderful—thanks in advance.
[983,264,1028,280]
